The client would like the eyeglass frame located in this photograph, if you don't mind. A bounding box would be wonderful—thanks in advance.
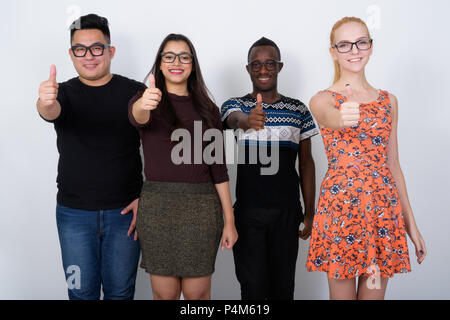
[247,59,282,72]
[70,43,111,57]
[160,51,194,64]
[332,38,373,53]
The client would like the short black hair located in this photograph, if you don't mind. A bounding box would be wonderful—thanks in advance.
[70,14,111,44]
[247,37,281,62]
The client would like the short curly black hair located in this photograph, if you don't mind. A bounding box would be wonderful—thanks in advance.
[70,14,110,44]
[247,37,281,62]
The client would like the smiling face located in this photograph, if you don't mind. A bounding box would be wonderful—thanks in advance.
[160,40,193,88]
[69,29,115,84]
[330,21,373,76]
[247,45,283,92]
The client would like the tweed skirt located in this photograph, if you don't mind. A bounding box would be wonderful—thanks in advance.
[136,181,224,277]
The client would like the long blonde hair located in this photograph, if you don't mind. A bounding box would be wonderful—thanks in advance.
[330,17,371,83]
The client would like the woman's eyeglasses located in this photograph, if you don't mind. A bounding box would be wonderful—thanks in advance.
[161,52,193,64]
[333,38,373,53]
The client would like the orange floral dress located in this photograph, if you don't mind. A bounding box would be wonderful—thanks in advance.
[306,90,411,279]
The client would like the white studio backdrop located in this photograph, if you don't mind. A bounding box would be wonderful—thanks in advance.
[1,0,449,299]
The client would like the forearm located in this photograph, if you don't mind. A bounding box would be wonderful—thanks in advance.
[37,99,61,121]
[321,108,346,130]
[389,161,417,228]
[299,158,316,219]
[132,98,151,125]
[214,181,235,224]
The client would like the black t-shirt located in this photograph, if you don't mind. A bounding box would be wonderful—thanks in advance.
[221,94,319,211]
[42,74,146,210]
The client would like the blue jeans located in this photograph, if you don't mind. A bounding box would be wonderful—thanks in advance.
[56,203,141,300]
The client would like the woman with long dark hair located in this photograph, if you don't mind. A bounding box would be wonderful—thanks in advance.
[128,34,238,300]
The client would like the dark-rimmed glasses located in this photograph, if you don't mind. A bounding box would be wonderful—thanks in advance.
[333,38,373,53]
[248,59,281,72]
[161,51,193,64]
[71,43,111,57]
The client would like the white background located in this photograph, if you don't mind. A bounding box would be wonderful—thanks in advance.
[1,0,449,299]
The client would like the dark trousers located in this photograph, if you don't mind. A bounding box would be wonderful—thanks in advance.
[232,208,303,300]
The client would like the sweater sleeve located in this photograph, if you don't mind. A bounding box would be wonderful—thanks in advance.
[220,98,244,129]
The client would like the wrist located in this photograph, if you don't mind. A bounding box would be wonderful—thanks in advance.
[238,114,250,131]
[135,97,144,112]
[38,98,55,109]
[224,214,235,225]
[338,117,346,129]
[405,215,417,229]
[38,99,60,113]
[304,213,314,220]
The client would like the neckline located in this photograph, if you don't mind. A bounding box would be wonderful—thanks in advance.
[246,93,284,104]
[168,92,191,102]
[77,74,116,88]
[326,89,382,105]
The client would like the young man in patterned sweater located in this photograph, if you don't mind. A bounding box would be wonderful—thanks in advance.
[221,37,318,300]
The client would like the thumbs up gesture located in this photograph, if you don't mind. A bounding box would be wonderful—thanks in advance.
[139,74,162,111]
[39,65,59,108]
[340,84,360,128]
[248,93,266,130]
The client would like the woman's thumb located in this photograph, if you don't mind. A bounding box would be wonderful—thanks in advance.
[345,83,354,100]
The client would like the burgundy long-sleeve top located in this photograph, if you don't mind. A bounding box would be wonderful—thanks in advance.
[128,92,229,185]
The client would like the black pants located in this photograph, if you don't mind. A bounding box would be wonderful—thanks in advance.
[233,208,303,300]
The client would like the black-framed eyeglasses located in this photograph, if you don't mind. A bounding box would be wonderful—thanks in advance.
[333,38,373,53]
[161,51,193,64]
[248,59,281,72]
[71,43,111,57]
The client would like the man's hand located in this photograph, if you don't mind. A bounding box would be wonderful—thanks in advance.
[121,198,139,241]
[299,215,313,240]
[247,93,266,130]
[38,65,59,108]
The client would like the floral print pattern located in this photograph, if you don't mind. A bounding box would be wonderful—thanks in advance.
[306,90,411,279]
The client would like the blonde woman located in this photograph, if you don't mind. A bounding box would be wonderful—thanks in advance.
[306,17,426,300]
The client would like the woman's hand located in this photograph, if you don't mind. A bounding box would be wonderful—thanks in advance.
[406,223,427,264]
[214,182,238,250]
[138,74,162,111]
[221,221,238,250]
[339,84,360,129]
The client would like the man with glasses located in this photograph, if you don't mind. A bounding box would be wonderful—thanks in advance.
[37,14,145,300]
[221,37,318,300]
